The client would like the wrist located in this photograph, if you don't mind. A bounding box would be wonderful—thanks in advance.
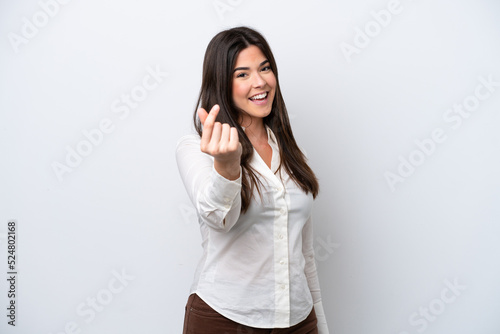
[214,159,241,181]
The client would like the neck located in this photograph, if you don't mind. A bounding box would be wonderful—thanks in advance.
[241,119,267,145]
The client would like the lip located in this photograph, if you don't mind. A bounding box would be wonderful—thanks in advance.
[249,94,269,106]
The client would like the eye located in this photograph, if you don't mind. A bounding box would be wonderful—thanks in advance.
[236,72,247,78]
[261,65,272,72]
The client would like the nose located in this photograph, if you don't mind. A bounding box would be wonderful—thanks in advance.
[252,72,266,88]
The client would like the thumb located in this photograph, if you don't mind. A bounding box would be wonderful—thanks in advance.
[198,107,208,126]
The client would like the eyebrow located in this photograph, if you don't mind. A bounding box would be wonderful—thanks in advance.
[233,59,270,73]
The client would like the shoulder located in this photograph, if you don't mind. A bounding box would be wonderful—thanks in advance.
[176,133,201,151]
[175,133,205,163]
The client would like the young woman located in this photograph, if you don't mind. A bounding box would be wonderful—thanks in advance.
[176,26,329,334]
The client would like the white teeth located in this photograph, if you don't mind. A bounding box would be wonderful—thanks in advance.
[250,92,267,100]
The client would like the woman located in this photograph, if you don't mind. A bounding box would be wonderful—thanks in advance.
[176,26,329,334]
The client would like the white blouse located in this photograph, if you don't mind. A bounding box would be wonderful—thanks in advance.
[175,124,329,333]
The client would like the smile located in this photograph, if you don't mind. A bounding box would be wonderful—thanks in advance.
[249,92,268,101]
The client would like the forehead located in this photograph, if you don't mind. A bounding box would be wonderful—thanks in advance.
[234,45,267,67]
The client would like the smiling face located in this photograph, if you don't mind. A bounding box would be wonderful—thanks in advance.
[232,45,276,128]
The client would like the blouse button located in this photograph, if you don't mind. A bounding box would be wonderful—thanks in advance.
[280,208,286,215]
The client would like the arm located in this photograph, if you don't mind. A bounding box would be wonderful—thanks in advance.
[302,214,330,334]
[175,134,242,232]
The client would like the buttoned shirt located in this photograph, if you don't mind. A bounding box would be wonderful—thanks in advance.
[175,124,329,332]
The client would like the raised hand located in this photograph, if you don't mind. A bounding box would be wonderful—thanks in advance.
[198,104,242,180]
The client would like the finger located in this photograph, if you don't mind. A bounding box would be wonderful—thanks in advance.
[211,122,222,149]
[200,105,220,152]
[200,105,219,135]
[198,104,219,126]
[200,117,213,151]
[205,104,220,126]
[200,110,215,150]
[198,108,208,126]
[220,123,230,150]
[229,127,239,150]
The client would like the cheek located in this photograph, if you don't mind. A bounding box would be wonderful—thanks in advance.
[232,83,249,101]
[268,75,277,90]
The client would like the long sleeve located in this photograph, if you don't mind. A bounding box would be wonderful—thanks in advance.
[302,213,330,334]
[175,134,242,232]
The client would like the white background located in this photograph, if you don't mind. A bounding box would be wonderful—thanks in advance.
[1,0,500,333]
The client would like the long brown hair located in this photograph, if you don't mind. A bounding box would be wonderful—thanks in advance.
[193,26,319,213]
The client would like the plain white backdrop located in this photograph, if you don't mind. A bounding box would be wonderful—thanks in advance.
[1,0,500,333]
